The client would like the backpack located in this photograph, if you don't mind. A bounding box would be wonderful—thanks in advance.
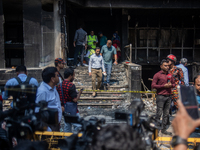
[15,76,32,85]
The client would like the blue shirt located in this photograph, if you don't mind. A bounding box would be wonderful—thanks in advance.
[89,54,105,72]
[74,28,87,46]
[100,45,117,64]
[35,82,62,124]
[2,74,38,100]
[176,64,189,86]
[197,95,200,105]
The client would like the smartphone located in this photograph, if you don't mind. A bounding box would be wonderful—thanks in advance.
[178,85,200,120]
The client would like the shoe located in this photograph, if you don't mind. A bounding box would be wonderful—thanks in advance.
[161,130,172,136]
[92,92,96,97]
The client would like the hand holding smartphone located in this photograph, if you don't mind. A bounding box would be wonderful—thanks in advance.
[178,85,200,120]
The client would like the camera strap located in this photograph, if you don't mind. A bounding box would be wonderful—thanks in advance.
[15,76,32,85]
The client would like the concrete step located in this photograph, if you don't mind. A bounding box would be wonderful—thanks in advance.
[80,91,128,97]
[75,72,125,77]
[74,82,120,86]
[76,85,128,90]
[78,103,117,106]
[74,77,123,82]
[79,97,125,100]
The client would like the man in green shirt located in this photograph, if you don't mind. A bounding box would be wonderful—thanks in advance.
[99,32,107,48]
[100,40,118,86]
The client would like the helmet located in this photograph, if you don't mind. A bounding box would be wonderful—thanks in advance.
[167,54,176,63]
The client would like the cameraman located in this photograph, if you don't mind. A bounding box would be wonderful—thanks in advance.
[35,67,62,131]
[2,65,38,102]
[57,68,82,132]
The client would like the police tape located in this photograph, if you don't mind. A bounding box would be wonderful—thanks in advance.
[79,89,178,94]
[80,89,156,94]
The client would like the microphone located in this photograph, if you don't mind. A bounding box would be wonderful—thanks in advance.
[167,74,172,83]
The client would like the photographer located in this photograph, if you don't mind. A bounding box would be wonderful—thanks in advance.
[172,100,200,150]
[2,65,38,101]
[57,68,82,132]
[35,67,62,131]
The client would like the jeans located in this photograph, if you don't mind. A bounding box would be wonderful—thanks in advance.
[102,64,112,84]
[74,45,84,65]
[64,113,82,133]
[155,95,171,130]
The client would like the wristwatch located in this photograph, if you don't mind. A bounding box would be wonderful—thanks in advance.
[171,136,188,147]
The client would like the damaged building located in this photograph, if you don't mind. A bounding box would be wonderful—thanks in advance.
[0,0,200,88]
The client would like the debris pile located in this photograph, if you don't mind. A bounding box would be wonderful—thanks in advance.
[142,98,157,114]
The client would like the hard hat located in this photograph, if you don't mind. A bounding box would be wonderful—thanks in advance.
[167,54,177,63]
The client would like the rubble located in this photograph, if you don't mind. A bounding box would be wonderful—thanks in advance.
[142,98,157,114]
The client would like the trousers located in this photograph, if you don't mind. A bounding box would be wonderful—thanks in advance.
[92,68,102,90]
[74,45,84,65]
[155,95,171,130]
[64,113,82,133]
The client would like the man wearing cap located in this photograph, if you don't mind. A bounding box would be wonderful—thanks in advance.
[176,58,189,86]
[55,58,65,84]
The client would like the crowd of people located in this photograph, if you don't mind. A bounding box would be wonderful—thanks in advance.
[1,26,200,149]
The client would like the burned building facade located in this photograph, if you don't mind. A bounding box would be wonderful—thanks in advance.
[0,0,200,86]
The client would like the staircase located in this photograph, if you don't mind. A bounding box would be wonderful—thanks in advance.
[73,63,129,118]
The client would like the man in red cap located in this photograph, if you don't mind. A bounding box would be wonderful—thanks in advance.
[55,58,66,84]
[166,54,185,109]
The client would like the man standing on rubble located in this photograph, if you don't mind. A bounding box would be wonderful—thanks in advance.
[89,47,106,97]
[152,59,175,135]
[100,40,118,86]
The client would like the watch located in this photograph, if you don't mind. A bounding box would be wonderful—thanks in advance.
[171,136,188,147]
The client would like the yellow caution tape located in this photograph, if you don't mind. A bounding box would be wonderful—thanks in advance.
[79,89,178,94]
[81,89,156,93]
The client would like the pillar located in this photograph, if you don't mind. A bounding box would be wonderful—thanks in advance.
[54,0,62,59]
[23,0,42,67]
[121,9,129,61]
[125,63,142,100]
[0,0,4,68]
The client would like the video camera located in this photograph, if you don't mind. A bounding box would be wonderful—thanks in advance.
[115,98,159,150]
[57,113,105,150]
[7,84,37,109]
[0,84,59,148]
